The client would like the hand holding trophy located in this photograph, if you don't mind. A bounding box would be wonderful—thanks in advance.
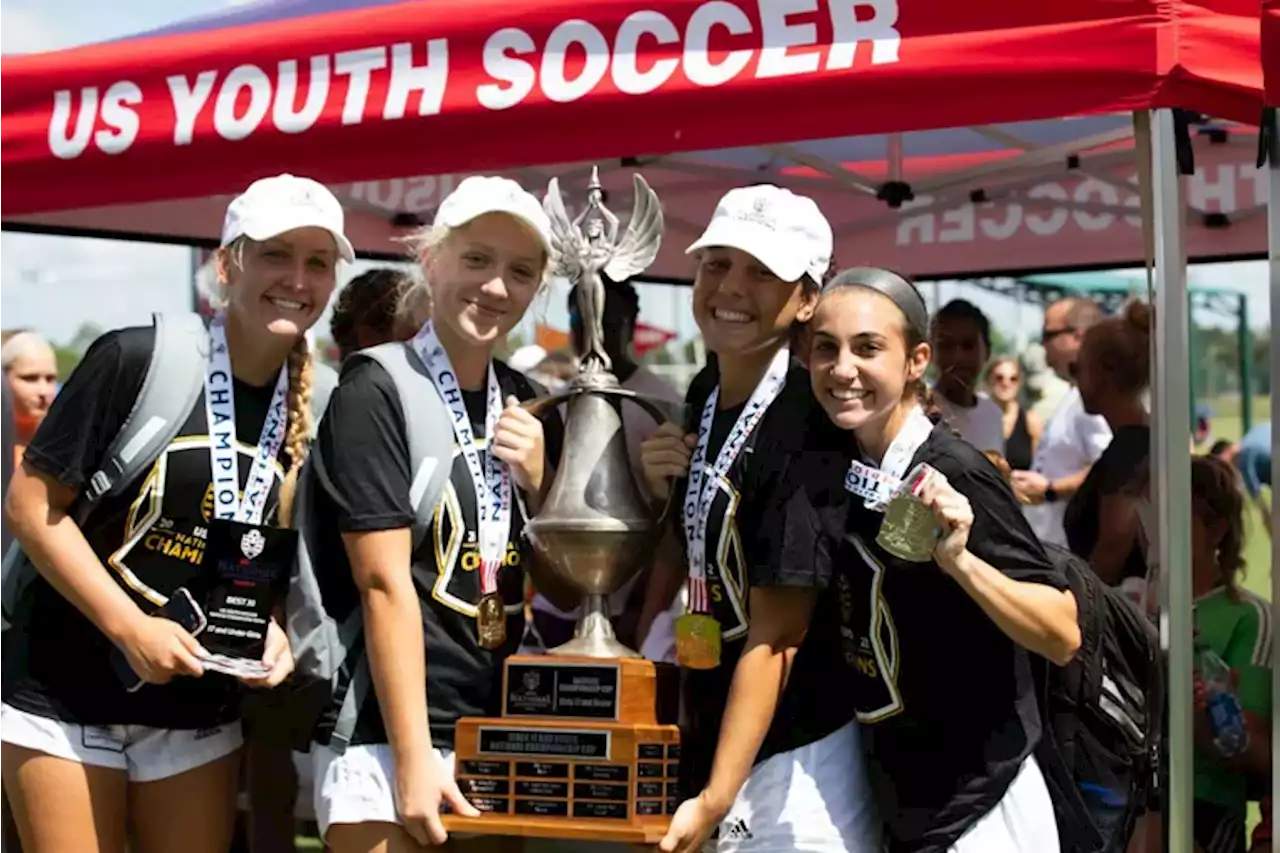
[445,168,683,843]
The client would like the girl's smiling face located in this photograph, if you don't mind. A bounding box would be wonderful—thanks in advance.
[808,287,930,435]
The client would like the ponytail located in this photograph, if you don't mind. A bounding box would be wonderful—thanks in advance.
[277,336,313,527]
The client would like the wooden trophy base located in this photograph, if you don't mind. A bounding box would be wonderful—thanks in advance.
[446,655,681,843]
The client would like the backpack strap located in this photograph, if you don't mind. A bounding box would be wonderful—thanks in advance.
[5,314,208,631]
[79,312,209,522]
[309,360,339,439]
[359,341,455,546]
[324,341,455,752]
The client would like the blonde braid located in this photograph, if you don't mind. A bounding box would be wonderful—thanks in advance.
[277,337,313,527]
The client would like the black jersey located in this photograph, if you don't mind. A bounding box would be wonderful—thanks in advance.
[676,360,855,795]
[3,326,290,729]
[309,357,563,751]
[809,425,1068,852]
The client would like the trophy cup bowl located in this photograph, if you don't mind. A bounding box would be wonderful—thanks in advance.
[524,372,670,659]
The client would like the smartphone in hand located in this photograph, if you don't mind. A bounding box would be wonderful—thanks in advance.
[110,588,206,692]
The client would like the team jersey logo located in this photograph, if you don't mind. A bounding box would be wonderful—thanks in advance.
[430,435,525,619]
[109,434,284,606]
[691,471,749,642]
[240,529,266,560]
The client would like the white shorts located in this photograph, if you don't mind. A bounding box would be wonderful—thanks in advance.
[313,741,454,840]
[0,703,242,783]
[716,720,881,852]
[950,756,1059,853]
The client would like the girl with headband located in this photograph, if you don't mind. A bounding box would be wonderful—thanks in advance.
[305,176,570,851]
[800,267,1082,852]
[2,174,346,852]
[640,186,880,853]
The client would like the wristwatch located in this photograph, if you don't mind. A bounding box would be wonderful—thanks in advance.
[1043,483,1060,503]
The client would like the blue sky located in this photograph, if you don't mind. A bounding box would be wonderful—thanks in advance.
[0,0,1271,347]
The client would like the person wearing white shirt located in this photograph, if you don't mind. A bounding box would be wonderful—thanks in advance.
[522,277,681,661]
[929,299,1005,453]
[1011,297,1112,546]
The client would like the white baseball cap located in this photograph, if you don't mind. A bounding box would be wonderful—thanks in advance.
[686,185,833,283]
[221,174,355,263]
[434,176,554,255]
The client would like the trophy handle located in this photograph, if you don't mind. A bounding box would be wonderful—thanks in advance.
[520,386,685,526]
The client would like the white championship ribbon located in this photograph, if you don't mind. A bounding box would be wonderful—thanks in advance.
[682,347,790,615]
[204,314,290,527]
[843,405,935,511]
[412,321,512,598]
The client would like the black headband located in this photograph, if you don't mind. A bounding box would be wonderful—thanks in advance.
[824,266,929,339]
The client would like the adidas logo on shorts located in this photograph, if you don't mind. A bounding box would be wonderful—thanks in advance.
[725,818,753,840]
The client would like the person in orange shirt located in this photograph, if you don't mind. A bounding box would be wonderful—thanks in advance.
[0,331,58,467]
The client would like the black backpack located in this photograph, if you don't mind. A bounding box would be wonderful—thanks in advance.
[1034,543,1163,853]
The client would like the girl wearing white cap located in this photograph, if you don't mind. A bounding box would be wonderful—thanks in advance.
[1,173,350,852]
[306,176,571,851]
[640,186,881,852]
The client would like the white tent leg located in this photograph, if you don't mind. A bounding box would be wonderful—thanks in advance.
[1151,107,1194,853]
[1267,104,1280,847]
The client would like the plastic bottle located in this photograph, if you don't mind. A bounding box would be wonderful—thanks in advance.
[1195,639,1249,758]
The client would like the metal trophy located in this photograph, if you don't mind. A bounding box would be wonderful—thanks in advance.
[446,168,683,843]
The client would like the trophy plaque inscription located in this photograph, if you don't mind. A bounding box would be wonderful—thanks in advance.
[445,169,682,843]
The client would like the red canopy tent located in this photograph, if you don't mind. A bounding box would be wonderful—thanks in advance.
[0,0,1267,278]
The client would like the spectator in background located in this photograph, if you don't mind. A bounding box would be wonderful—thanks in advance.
[1210,439,1235,460]
[1063,301,1153,586]
[522,277,681,662]
[1185,455,1271,853]
[1013,296,1112,545]
[1225,422,1272,538]
[928,299,1004,453]
[329,268,415,362]
[0,331,58,468]
[985,356,1042,472]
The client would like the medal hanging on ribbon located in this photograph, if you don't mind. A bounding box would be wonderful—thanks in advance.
[412,322,512,650]
[200,313,291,675]
[205,314,290,528]
[842,405,935,512]
[676,347,790,670]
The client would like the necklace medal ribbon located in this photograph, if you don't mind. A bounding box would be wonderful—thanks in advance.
[199,313,290,677]
[675,347,790,669]
[412,322,512,649]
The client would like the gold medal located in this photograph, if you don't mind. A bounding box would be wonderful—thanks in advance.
[476,592,507,649]
[675,613,722,669]
[876,494,939,563]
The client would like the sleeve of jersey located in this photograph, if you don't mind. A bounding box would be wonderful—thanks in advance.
[952,459,1068,590]
[1223,599,1273,718]
[22,327,149,491]
[746,453,832,590]
[314,360,416,532]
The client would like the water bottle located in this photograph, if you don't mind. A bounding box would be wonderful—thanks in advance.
[1195,640,1249,758]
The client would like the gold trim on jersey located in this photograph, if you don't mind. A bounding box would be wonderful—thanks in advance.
[107,435,285,606]
[430,436,524,619]
[849,534,905,723]
[706,472,749,641]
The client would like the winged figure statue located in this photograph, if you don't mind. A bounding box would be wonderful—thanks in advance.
[543,167,664,374]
